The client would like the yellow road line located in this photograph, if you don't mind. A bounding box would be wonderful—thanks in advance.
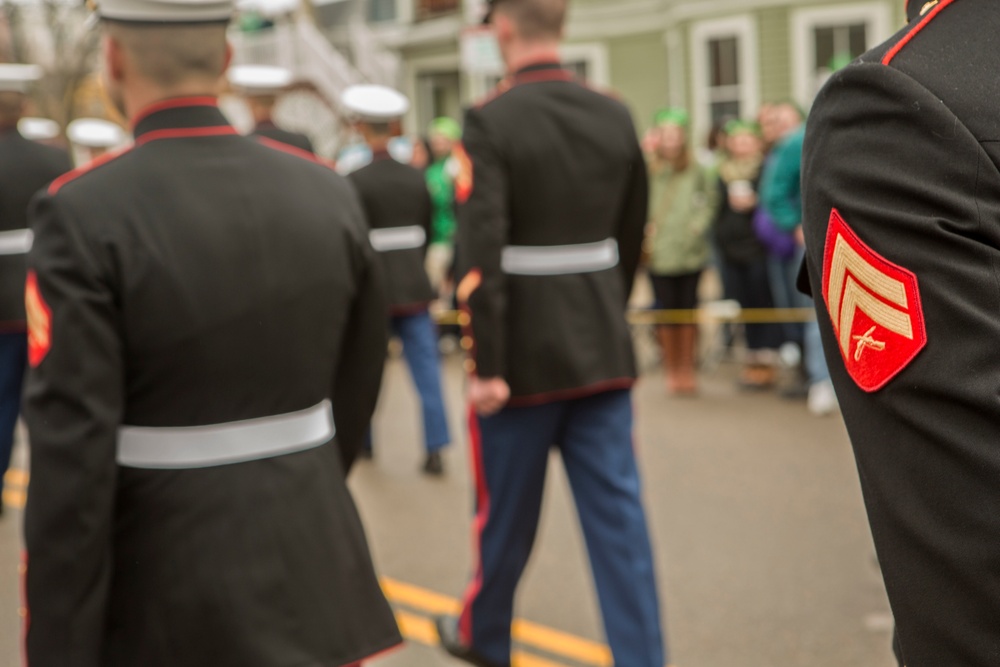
[382,577,461,615]
[3,477,611,665]
[3,488,25,510]
[382,577,611,666]
[395,610,570,667]
[4,469,28,488]
[512,619,612,667]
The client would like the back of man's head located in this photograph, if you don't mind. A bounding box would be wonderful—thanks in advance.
[494,0,567,42]
[105,21,228,90]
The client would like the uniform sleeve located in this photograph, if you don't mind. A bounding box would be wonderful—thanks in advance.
[762,131,804,231]
[22,195,124,667]
[616,132,650,300]
[332,192,389,474]
[802,62,1000,667]
[457,107,509,379]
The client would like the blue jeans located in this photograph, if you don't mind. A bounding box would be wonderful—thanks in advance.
[0,333,27,494]
[767,248,830,384]
[391,311,450,453]
[459,389,666,667]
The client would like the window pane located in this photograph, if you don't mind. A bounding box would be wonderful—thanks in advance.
[566,60,588,81]
[711,100,741,125]
[848,23,868,57]
[814,26,835,72]
[367,0,395,21]
[709,37,739,88]
[416,0,460,20]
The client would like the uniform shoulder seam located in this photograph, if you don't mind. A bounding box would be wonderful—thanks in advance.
[255,136,333,170]
[48,146,134,196]
[882,0,956,66]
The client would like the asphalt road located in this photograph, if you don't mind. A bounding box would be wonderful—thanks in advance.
[0,352,897,667]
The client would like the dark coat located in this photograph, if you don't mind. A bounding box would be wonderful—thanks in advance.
[802,1,1000,664]
[348,152,436,314]
[457,62,647,404]
[23,98,400,667]
[0,128,71,328]
[252,120,315,154]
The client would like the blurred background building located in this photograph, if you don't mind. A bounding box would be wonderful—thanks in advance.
[0,0,907,156]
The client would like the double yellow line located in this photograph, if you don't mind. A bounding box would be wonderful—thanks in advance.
[2,469,611,666]
[382,578,612,667]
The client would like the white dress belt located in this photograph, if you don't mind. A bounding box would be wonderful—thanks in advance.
[501,238,619,276]
[117,400,335,469]
[0,229,33,256]
[369,226,427,252]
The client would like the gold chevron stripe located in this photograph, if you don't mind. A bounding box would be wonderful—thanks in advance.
[838,277,914,357]
[827,233,915,358]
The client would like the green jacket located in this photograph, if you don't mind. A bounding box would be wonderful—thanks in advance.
[426,157,457,246]
[648,161,719,275]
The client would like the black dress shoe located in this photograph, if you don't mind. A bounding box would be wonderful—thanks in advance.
[434,615,508,667]
[422,451,445,476]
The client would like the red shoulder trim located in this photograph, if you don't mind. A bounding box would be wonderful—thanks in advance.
[255,136,335,170]
[135,126,239,146]
[882,0,955,65]
[48,145,133,195]
[475,78,513,109]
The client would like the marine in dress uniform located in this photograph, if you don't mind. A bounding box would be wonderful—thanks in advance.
[801,1,1000,664]
[0,65,72,515]
[343,85,452,476]
[22,1,401,665]
[229,64,315,154]
[434,1,666,665]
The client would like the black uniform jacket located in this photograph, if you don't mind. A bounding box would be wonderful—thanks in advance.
[23,98,400,667]
[348,152,436,314]
[0,127,71,328]
[802,1,1000,664]
[252,119,315,154]
[458,62,647,404]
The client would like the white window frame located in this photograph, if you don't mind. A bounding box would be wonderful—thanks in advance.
[790,2,893,108]
[560,42,611,88]
[689,14,759,143]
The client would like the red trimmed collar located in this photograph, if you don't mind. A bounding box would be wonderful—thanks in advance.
[512,60,573,85]
[131,96,237,144]
[131,96,219,130]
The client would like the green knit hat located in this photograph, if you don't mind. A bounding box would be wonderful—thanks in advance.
[429,117,462,141]
[724,119,761,137]
[654,107,690,129]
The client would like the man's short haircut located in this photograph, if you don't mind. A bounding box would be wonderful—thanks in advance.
[364,121,392,136]
[495,0,567,41]
[104,20,228,88]
[0,91,25,126]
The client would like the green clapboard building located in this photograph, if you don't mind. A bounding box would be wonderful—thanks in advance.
[364,0,907,141]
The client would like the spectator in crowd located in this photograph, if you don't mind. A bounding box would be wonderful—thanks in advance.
[712,120,783,389]
[425,117,462,295]
[647,108,719,395]
[761,104,837,416]
[757,102,808,385]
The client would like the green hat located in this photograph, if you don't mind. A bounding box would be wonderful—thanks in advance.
[654,108,689,128]
[724,119,761,137]
[429,117,461,141]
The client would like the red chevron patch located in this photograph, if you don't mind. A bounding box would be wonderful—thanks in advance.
[822,209,926,392]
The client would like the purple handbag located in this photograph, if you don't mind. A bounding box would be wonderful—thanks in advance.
[753,208,798,260]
